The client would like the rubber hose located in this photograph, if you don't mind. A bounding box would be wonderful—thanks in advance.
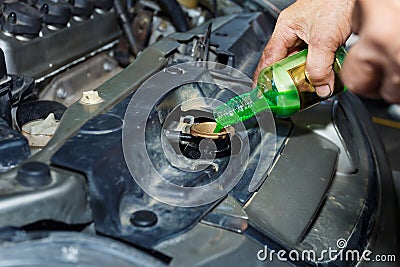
[158,0,189,32]
[0,49,11,126]
[114,0,139,55]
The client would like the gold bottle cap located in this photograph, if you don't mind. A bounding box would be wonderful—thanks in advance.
[190,122,234,140]
[177,0,197,9]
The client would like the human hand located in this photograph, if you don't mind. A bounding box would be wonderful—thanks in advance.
[341,0,400,103]
[254,0,355,97]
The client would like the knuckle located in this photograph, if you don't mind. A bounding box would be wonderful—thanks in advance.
[307,68,331,83]
[278,9,290,20]
[308,34,337,48]
[276,9,297,27]
[276,13,288,26]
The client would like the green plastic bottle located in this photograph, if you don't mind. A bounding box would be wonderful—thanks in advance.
[213,47,347,133]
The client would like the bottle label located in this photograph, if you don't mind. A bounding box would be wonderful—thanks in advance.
[287,63,320,109]
[287,59,344,110]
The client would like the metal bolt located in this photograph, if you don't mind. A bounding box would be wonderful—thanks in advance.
[165,66,185,75]
[56,87,67,99]
[157,20,168,32]
[17,161,52,187]
[138,16,149,30]
[41,4,49,14]
[102,61,113,72]
[7,13,17,24]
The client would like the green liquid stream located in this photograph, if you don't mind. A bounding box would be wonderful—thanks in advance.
[213,87,300,133]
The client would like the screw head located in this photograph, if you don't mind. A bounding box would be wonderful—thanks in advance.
[56,87,67,99]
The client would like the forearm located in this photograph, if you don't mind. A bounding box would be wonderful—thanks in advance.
[341,0,400,103]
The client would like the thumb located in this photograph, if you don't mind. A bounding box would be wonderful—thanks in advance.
[305,44,337,98]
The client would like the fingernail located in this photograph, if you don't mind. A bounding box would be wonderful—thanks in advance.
[316,85,332,98]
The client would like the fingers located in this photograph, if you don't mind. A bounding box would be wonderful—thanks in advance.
[253,42,287,86]
[253,26,300,85]
[303,0,353,98]
[305,41,337,98]
[340,40,382,99]
[379,69,400,103]
[253,32,295,83]
[253,0,353,94]
[346,0,400,103]
[262,34,291,66]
